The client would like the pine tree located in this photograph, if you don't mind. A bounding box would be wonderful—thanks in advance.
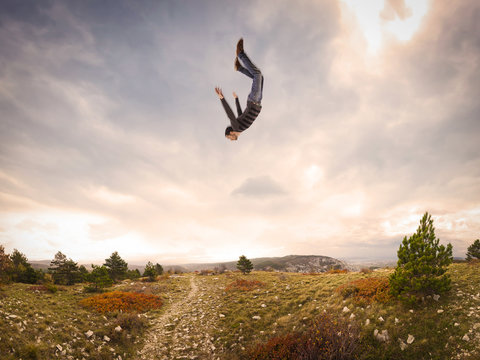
[104,251,128,282]
[0,245,13,284]
[143,261,157,281]
[466,239,480,261]
[86,265,113,290]
[237,255,253,274]
[389,212,453,304]
[155,263,164,276]
[49,251,81,285]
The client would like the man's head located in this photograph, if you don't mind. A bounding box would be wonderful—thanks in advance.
[225,126,239,141]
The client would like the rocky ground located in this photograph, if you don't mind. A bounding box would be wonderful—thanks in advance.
[140,275,226,360]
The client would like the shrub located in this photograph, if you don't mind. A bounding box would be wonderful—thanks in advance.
[389,212,453,304]
[360,268,372,274]
[336,277,391,304]
[248,313,359,360]
[326,269,348,274]
[225,279,265,292]
[80,291,163,313]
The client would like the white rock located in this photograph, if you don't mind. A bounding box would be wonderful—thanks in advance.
[437,309,444,313]
[462,334,470,341]
[219,314,225,318]
[261,304,266,308]
[395,318,400,324]
[433,294,440,301]
[350,313,355,319]
[56,344,63,352]
[409,309,414,313]
[115,326,122,332]
[365,319,370,326]
[252,316,261,320]
[374,329,389,342]
[378,316,384,322]
[85,330,93,338]
[342,306,350,313]
[407,334,415,344]
[399,339,407,351]
[103,336,110,342]
[473,323,480,330]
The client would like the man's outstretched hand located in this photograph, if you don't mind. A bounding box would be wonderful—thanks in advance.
[233,91,238,99]
[215,87,224,99]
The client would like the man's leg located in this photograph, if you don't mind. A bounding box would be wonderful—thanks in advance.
[235,58,253,79]
[238,51,263,104]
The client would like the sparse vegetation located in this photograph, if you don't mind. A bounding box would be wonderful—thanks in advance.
[247,313,359,360]
[1,244,479,359]
[225,278,265,292]
[336,276,391,304]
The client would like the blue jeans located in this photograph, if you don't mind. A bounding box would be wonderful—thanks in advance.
[237,52,264,104]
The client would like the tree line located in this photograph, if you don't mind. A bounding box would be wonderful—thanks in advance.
[0,248,164,290]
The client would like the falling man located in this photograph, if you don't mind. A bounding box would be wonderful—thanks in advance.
[215,38,264,141]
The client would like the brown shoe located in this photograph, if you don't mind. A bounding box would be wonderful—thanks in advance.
[234,57,241,71]
[236,38,244,56]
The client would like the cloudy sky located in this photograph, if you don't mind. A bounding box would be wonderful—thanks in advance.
[1,0,479,265]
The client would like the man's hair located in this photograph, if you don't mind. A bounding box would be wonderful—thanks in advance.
[225,126,233,136]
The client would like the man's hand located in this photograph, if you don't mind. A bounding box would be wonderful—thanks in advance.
[215,87,224,99]
[232,91,238,99]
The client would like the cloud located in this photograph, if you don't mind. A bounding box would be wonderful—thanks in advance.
[380,0,413,21]
[0,0,479,263]
[232,176,286,198]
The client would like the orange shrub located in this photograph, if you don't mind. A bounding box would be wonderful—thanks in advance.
[79,291,163,313]
[225,279,265,292]
[336,277,391,304]
[326,269,348,274]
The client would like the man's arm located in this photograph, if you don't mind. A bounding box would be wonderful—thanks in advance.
[233,92,242,117]
[215,87,240,130]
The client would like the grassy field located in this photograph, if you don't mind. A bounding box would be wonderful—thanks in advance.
[0,263,479,359]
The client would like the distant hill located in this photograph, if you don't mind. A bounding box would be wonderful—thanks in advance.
[178,255,353,273]
[29,255,353,274]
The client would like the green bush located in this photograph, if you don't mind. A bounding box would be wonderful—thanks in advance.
[389,212,453,304]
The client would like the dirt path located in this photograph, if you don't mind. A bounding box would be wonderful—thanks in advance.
[139,275,222,360]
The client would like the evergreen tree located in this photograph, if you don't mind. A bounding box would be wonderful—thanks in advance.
[104,251,128,282]
[143,261,157,281]
[0,245,13,284]
[237,255,253,275]
[49,251,82,285]
[9,249,38,284]
[389,212,453,304]
[79,265,89,281]
[466,239,480,261]
[126,269,141,279]
[155,263,164,276]
[86,265,113,290]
